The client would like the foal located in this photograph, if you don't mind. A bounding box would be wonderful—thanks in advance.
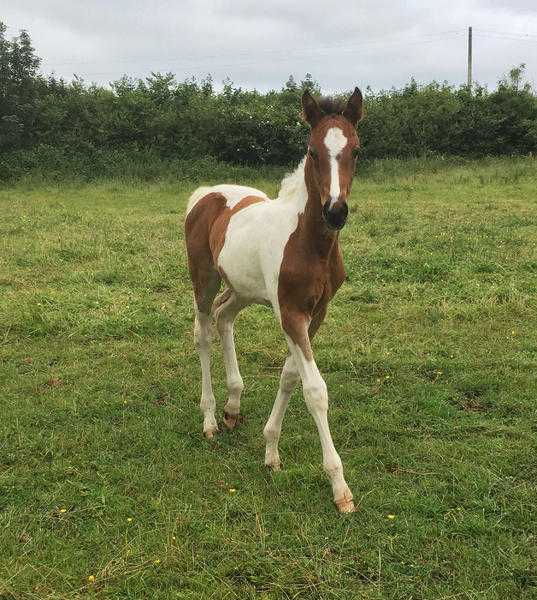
[185,88,363,512]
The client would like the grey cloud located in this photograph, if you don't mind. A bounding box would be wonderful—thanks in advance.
[2,0,536,91]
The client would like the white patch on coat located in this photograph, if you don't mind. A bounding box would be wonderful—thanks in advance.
[186,184,268,216]
[217,161,308,320]
[323,127,347,208]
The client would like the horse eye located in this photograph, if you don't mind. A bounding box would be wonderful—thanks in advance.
[308,147,318,159]
[352,147,360,159]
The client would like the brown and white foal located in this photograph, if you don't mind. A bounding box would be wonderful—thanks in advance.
[185,88,363,512]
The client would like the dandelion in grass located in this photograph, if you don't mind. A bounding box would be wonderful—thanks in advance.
[387,514,396,520]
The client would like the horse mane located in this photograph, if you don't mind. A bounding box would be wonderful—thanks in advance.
[277,157,307,204]
[317,96,346,116]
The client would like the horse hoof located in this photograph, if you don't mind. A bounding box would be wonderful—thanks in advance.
[223,412,239,430]
[335,492,355,513]
[204,427,218,439]
[265,460,281,471]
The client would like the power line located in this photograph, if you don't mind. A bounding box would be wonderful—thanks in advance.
[478,28,537,40]
[475,32,537,44]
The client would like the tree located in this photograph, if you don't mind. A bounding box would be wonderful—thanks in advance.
[0,22,42,148]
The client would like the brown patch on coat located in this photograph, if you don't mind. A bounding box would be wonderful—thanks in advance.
[185,192,266,311]
[277,212,346,359]
[185,192,227,311]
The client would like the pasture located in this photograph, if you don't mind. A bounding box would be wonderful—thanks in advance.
[1,156,537,599]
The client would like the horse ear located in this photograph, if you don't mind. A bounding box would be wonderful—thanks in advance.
[343,87,363,125]
[301,89,322,127]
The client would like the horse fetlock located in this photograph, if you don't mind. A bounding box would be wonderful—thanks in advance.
[323,456,344,478]
[227,377,244,396]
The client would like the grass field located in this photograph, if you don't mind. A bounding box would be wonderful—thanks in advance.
[1,156,537,599]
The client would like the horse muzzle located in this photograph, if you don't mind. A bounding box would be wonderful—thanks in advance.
[322,200,348,231]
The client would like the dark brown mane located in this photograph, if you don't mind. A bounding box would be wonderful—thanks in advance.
[317,96,345,116]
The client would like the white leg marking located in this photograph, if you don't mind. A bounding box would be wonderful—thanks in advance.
[286,336,354,512]
[214,295,244,429]
[194,310,218,438]
[263,355,299,469]
[324,127,347,208]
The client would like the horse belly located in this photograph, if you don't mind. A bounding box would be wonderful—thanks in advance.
[218,231,269,302]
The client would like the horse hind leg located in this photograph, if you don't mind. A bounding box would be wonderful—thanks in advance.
[192,269,221,439]
[213,289,245,430]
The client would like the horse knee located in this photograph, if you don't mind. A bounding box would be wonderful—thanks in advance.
[278,356,298,391]
[280,366,299,393]
[263,421,279,443]
[303,378,328,413]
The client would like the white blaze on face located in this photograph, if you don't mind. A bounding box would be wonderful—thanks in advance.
[323,127,348,208]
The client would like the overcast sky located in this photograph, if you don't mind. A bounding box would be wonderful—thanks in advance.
[3,1,537,93]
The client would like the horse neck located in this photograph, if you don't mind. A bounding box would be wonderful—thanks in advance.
[298,158,339,257]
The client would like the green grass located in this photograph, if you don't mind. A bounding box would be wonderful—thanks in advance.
[1,156,537,599]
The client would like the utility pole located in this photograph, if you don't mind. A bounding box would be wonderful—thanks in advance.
[467,26,473,89]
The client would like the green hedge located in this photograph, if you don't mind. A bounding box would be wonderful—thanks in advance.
[1,23,536,182]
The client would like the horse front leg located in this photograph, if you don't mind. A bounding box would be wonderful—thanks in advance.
[263,308,325,471]
[281,310,354,513]
[263,355,299,470]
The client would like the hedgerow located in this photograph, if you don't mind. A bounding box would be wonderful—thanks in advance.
[1,23,536,181]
